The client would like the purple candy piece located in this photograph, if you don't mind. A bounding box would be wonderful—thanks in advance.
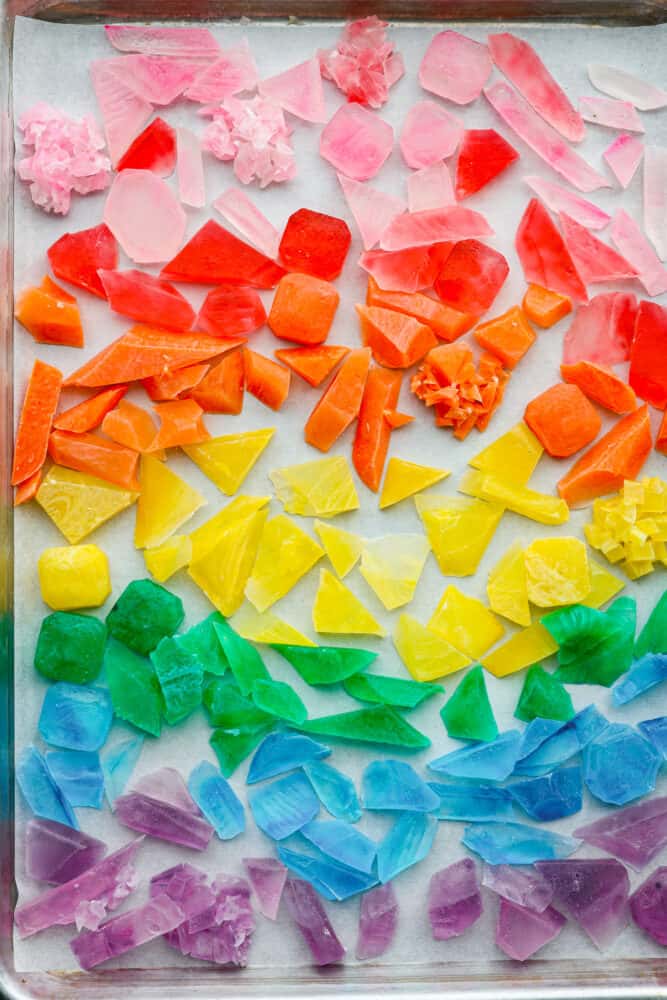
[356,882,398,960]
[243,857,288,920]
[71,893,186,969]
[630,866,667,945]
[495,898,566,961]
[133,767,200,813]
[428,858,482,941]
[25,818,106,885]
[162,871,255,966]
[150,863,216,920]
[573,796,667,870]
[115,792,214,850]
[283,877,345,966]
[536,859,629,949]
[481,864,554,914]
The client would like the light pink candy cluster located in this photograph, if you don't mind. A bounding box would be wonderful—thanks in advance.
[201,96,296,188]
[318,16,404,109]
[17,103,111,214]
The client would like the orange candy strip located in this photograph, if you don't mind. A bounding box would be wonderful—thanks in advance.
[357,305,437,369]
[305,347,371,452]
[560,361,637,414]
[102,399,159,452]
[274,346,350,387]
[244,351,291,411]
[14,469,42,507]
[522,283,572,328]
[474,306,536,369]
[190,351,245,414]
[15,277,84,348]
[12,359,63,486]
[48,429,140,491]
[366,276,475,342]
[525,383,601,459]
[149,400,211,450]
[143,363,210,402]
[352,366,402,492]
[53,386,128,433]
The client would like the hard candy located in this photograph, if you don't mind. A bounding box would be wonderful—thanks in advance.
[210,724,273,779]
[104,639,162,737]
[301,818,377,874]
[428,782,515,822]
[636,589,667,656]
[583,723,661,805]
[249,771,320,840]
[34,611,106,684]
[213,618,269,695]
[132,767,197,813]
[428,859,482,940]
[379,458,450,509]
[300,706,429,750]
[188,761,244,840]
[144,535,192,582]
[639,718,667,759]
[537,858,630,948]
[434,240,509,316]
[509,766,583,821]
[393,613,471,682]
[243,857,287,920]
[362,760,440,813]
[428,586,504,659]
[356,883,398,960]
[419,30,492,105]
[455,128,519,199]
[176,612,228,677]
[251,679,307,725]
[515,665,574,723]
[25,818,106,884]
[415,495,504,577]
[278,208,351,281]
[463,821,579,864]
[71,892,186,969]
[150,636,203,724]
[259,56,326,124]
[232,605,314,648]
[428,730,522,782]
[106,578,184,655]
[270,456,359,518]
[320,104,393,182]
[612,653,667,705]
[38,683,113,752]
[45,750,104,809]
[313,519,362,577]
[495,898,566,961]
[515,706,609,777]
[359,533,430,610]
[399,100,463,168]
[272,642,376,686]
[318,16,404,109]
[102,735,143,804]
[247,732,330,784]
[246,514,324,612]
[282,877,345,965]
[546,597,636,686]
[103,168,186,264]
[183,429,274,496]
[524,537,590,607]
[460,470,567,524]
[189,502,268,618]
[486,541,531,627]
[38,545,111,610]
[17,747,78,829]
[134,454,205,550]
[302,760,362,822]
[312,569,385,637]
[440,665,498,742]
[482,622,558,678]
[344,672,441,709]
[482,864,554,912]
[629,866,667,945]
[278,846,377,901]
[376,812,438,883]
[115,790,214,850]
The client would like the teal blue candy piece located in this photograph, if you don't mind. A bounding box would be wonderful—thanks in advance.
[251,678,307,725]
[150,636,203,725]
[38,683,113,752]
[342,673,442,709]
[45,750,104,809]
[249,771,319,840]
[271,643,376,685]
[17,746,78,829]
[376,812,437,883]
[213,619,270,695]
[104,639,163,737]
[302,760,361,822]
[101,736,144,804]
[106,579,184,655]
[544,597,636,687]
[247,732,330,784]
[277,845,377,901]
[440,665,498,742]
[462,821,579,864]
[362,759,440,813]
[175,612,228,676]
[427,782,515,822]
[509,766,583,821]
[34,611,106,684]
[300,818,376,874]
[428,730,522,782]
[612,654,667,706]
[583,723,661,805]
[188,760,245,840]
[635,589,667,657]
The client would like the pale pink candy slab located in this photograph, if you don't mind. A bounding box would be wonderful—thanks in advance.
[106,56,200,106]
[644,146,667,261]
[320,104,394,181]
[104,25,221,59]
[579,96,644,133]
[611,209,667,296]
[562,292,637,365]
[560,212,637,284]
[213,188,281,258]
[419,30,492,105]
[184,42,258,103]
[359,247,440,293]
[133,767,200,813]
[258,57,326,124]
[399,101,463,169]
[407,162,455,212]
[380,205,493,251]
[604,134,644,189]
[104,170,187,264]
[485,81,611,193]
[338,174,405,251]
[524,175,611,230]
[489,32,585,143]
[90,59,153,166]
[588,64,667,111]
[176,127,205,208]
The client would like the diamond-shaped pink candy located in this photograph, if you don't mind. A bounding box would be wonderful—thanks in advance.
[399,101,463,169]
[320,104,393,181]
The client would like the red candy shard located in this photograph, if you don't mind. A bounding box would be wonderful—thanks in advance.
[98,269,195,331]
[434,239,509,316]
[143,363,210,402]
[320,104,394,182]
[559,213,637,284]
[161,220,285,288]
[380,206,493,252]
[515,199,588,303]
[48,223,118,300]
[562,292,637,366]
[359,244,453,294]
[116,118,177,176]
[196,285,266,338]
[275,346,350,387]
[279,209,352,282]
[190,350,245,414]
[629,301,667,409]
[455,129,519,200]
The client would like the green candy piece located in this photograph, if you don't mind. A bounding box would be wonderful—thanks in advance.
[213,620,269,695]
[545,597,636,687]
[104,638,163,737]
[252,678,307,725]
[34,611,106,684]
[175,612,228,676]
[106,579,184,655]
[635,589,667,657]
[203,675,274,730]
[343,673,442,709]
[271,643,376,685]
[299,706,430,750]
[150,636,203,725]
[440,665,498,742]
[210,723,273,777]
[515,664,574,723]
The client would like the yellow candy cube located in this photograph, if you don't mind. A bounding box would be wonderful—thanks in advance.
[38,544,111,610]
[428,585,505,658]
[623,479,645,504]
[524,537,590,608]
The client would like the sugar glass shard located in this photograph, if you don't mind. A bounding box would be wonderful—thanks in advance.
[428,782,515,823]
[463,821,579,865]
[247,732,330,784]
[611,210,667,296]
[243,857,287,920]
[102,735,144,804]
[612,653,667,706]
[415,495,503,577]
[588,63,667,110]
[36,465,137,544]
[580,96,644,132]
[303,760,362,822]
[249,771,320,840]
[301,818,376,874]
[17,746,78,829]
[314,520,362,578]
[25,818,106,885]
[644,146,667,261]
[362,759,440,813]
[134,455,205,549]
[524,175,611,230]
[282,878,345,965]
[482,864,554,912]
[630,866,667,945]
[419,30,492,105]
[104,169,186,264]
[583,723,661,805]
[300,705,430,750]
[428,859,482,940]
[357,883,398,960]
[399,101,463,168]
[313,569,385,637]
[603,134,644,188]
[495,899,566,960]
[115,791,214,850]
[376,812,437,883]
[320,104,393,182]
[380,205,493,252]
[359,534,430,610]
[343,672,442,710]
[270,456,359,518]
[272,642,375,686]
[379,458,449,509]
[259,57,326,124]
[38,683,112,752]
[509,766,583,821]
[246,515,323,612]
[394,613,471,682]
[516,198,587,302]
[70,893,187,969]
[45,750,104,809]
[188,761,244,840]
[428,585,504,658]
[574,796,667,870]
[536,858,630,949]
[428,730,522,782]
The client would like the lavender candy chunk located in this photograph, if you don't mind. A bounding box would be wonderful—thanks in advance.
[150,863,216,920]
[536,858,630,949]
[481,864,554,913]
[283,877,345,966]
[243,857,287,920]
[356,883,398,960]
[160,872,255,966]
[573,796,667,870]
[114,791,215,850]
[133,766,200,812]
[629,866,667,945]
[495,898,566,961]
[70,893,186,969]
[25,818,106,885]
[428,859,482,940]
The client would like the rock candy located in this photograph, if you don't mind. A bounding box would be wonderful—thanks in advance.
[610,209,667,296]
[463,822,579,865]
[455,129,519,199]
[588,63,667,110]
[516,198,587,302]
[116,117,177,175]
[400,100,463,169]
[357,883,398,960]
[644,146,667,261]
[283,878,345,965]
[495,899,566,960]
[560,212,637,283]
[104,169,186,264]
[429,730,522,783]
[524,175,611,230]
[301,819,376,875]
[104,25,221,59]
[380,205,492,251]
[46,750,104,809]
[359,245,450,294]
[362,760,439,813]
[249,772,320,840]
[17,746,78,829]
[243,858,287,920]
[419,30,492,105]
[259,57,326,123]
[320,104,393,181]
[318,16,403,109]
[510,766,583,821]
[580,96,644,132]
[630,867,667,945]
[202,97,296,188]
[574,797,667,869]
[407,162,455,212]
[482,864,554,912]
[428,783,515,823]
[184,42,258,103]
[303,760,361,822]
[428,859,482,940]
[213,188,281,258]
[603,134,644,188]
[376,813,437,882]
[25,818,106,885]
[562,291,636,365]
[536,859,630,949]
[583,723,661,805]
[338,174,404,250]
[71,893,186,969]
[106,55,200,105]
[90,59,153,166]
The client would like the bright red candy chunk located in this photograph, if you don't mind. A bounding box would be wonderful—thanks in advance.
[434,239,509,316]
[161,220,285,288]
[515,198,588,303]
[115,118,177,177]
[455,129,519,199]
[47,223,118,299]
[629,301,667,409]
[196,285,267,337]
[279,208,352,281]
[98,269,195,330]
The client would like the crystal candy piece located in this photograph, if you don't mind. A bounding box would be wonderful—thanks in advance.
[45,750,104,809]
[574,796,667,869]
[259,57,326,124]
[380,205,493,252]
[106,578,184,655]
[320,104,393,182]
[536,858,630,948]
[419,30,492,105]
[272,643,376,685]
[362,760,440,813]
[188,761,244,840]
[356,883,398,960]
[515,665,574,723]
[629,867,667,944]
[247,732,330,784]
[644,146,667,261]
[318,16,404,109]
[639,719,667,759]
[399,100,463,168]
[515,198,587,303]
[583,723,661,805]
[34,611,107,684]
[428,730,522,782]
[376,812,438,882]
[560,212,638,284]
[495,899,566,960]
[249,771,320,840]
[278,846,377,900]
[17,746,78,829]
[25,818,106,885]
[545,598,636,687]
[428,859,482,940]
[251,679,307,725]
[509,766,583,821]
[580,96,644,132]
[115,770,214,851]
[38,683,112,752]
[343,673,442,710]
[588,63,667,110]
[243,857,287,920]
[482,864,554,912]
[102,735,144,804]
[612,654,667,706]
[610,210,667,297]
[337,173,404,251]
[524,175,610,230]
[282,877,345,965]
[299,706,429,750]
[150,636,203,725]
[603,134,644,188]
[301,818,376,873]
[636,589,667,657]
[428,782,515,822]
[440,665,498,742]
[408,162,455,211]
[212,618,269,695]
[103,169,186,264]
[302,760,362,822]
[462,821,579,864]
[133,767,198,813]
[71,892,187,969]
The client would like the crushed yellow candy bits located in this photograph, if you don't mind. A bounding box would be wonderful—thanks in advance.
[183,428,275,496]
[38,544,111,610]
[134,455,206,550]
[314,520,363,577]
[144,535,192,582]
[415,495,504,576]
[428,584,505,659]
[393,613,471,681]
[524,536,590,608]
[231,603,315,646]
[313,568,385,637]
[459,469,569,526]
[469,421,543,486]
[245,514,324,612]
[359,534,430,611]
[486,541,531,627]
[270,456,359,518]
[584,476,667,579]
[36,465,137,545]
[379,458,450,509]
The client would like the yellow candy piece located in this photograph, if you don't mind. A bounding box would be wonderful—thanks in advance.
[486,542,531,627]
[314,520,362,578]
[583,557,624,609]
[189,495,270,563]
[359,534,430,611]
[188,506,268,617]
[183,428,275,495]
[524,537,590,608]
[246,514,324,612]
[428,584,505,658]
[393,613,471,681]
[312,569,385,637]
[469,421,543,486]
[459,470,569,526]
[231,603,315,646]
[36,465,137,545]
[415,495,503,576]
[38,544,111,610]
[584,476,667,578]
[379,458,450,509]
[134,455,206,550]
[270,457,359,518]
[482,622,559,678]
[623,559,655,580]
[144,535,192,583]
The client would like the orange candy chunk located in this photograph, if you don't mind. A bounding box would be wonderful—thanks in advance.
[305,348,371,452]
[244,351,291,411]
[149,400,211,450]
[15,277,84,348]
[474,306,536,369]
[48,429,140,491]
[366,276,475,342]
[352,366,402,492]
[525,383,601,459]
[14,469,42,506]
[190,351,245,414]
[54,386,128,433]
[143,363,210,402]
[560,361,637,414]
[12,359,63,486]
[357,305,437,369]
[522,283,572,328]
[268,272,340,346]
[274,346,350,387]
[102,400,159,452]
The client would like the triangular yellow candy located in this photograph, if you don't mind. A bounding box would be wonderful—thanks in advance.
[189,495,270,562]
[246,514,324,612]
[231,602,315,646]
[459,469,569,526]
[144,535,192,582]
[312,569,385,637]
[482,623,558,678]
[379,458,450,509]
[486,542,531,627]
[314,520,363,577]
[415,495,504,576]
[394,613,471,682]
[360,534,430,610]
[183,428,275,495]
[428,585,505,659]
[36,465,137,545]
[469,421,543,486]
[584,557,625,609]
[270,457,359,518]
[188,507,268,617]
[134,455,206,549]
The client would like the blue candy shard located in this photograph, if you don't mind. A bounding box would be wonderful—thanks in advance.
[639,717,667,759]
[45,750,104,809]
[513,706,609,778]
[376,812,438,883]
[570,705,609,746]
[38,682,113,752]
[428,730,522,782]
[247,732,330,784]
[249,771,320,840]
[583,723,661,806]
[612,654,667,706]
[101,736,144,805]
[427,782,515,822]
[362,760,440,813]
[277,845,378,901]
[516,718,564,761]
[462,821,579,865]
[300,819,376,874]
[302,760,361,822]
[188,760,245,840]
[509,766,583,821]
[17,746,79,829]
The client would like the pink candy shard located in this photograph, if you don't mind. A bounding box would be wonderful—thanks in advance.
[320,104,394,182]
[524,175,611,231]
[214,188,281,259]
[630,866,667,946]
[419,30,492,105]
[562,291,637,365]
[338,174,405,250]
[25,818,106,886]
[574,796,667,870]
[559,212,637,284]
[184,42,258,103]
[105,55,200,105]
[428,859,482,941]
[485,80,611,193]
[495,899,566,961]
[243,857,287,920]
[356,882,398,960]
[283,877,345,965]
[202,97,296,188]
[408,162,455,213]
[15,838,142,938]
[399,100,463,169]
[104,25,221,59]
[489,32,585,143]
[588,64,667,112]
[644,146,667,261]
[104,169,186,264]
[318,16,403,110]
[90,58,153,166]
[482,864,554,913]
[98,269,196,331]
[259,57,326,124]
[359,245,450,294]
[516,198,588,303]
[536,859,630,950]
[603,134,644,189]
[611,209,667,296]
[71,893,186,969]
[116,118,177,177]
[176,127,205,208]
[380,206,493,251]
[579,96,644,133]
[133,767,200,813]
